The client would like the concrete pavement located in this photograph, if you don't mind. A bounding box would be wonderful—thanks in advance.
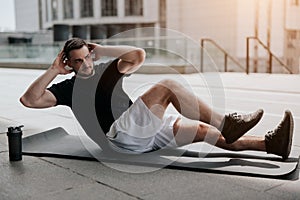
[0,68,299,200]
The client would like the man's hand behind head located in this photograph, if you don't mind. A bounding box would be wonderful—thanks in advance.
[51,50,74,75]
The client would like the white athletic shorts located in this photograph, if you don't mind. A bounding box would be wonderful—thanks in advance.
[107,97,179,153]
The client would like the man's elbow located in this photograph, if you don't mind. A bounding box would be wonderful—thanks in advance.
[131,48,146,69]
[136,48,146,64]
[20,96,35,108]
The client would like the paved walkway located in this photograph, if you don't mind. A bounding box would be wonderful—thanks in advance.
[0,68,299,200]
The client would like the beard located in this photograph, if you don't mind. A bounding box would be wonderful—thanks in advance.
[76,65,95,79]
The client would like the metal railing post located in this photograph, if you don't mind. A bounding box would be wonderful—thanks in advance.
[224,54,228,72]
[200,38,245,73]
[246,37,250,74]
[247,36,292,74]
[269,53,272,73]
[200,39,204,72]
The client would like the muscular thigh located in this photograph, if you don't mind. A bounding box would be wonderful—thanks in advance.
[141,83,171,119]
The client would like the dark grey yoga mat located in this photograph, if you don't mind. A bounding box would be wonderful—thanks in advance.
[22,127,299,179]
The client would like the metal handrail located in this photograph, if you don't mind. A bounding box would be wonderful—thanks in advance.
[246,36,292,74]
[200,38,245,73]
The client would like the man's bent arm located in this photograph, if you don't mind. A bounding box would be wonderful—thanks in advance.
[20,51,71,108]
[90,44,146,74]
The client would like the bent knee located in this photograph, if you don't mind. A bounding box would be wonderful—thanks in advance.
[173,118,182,134]
[159,79,179,88]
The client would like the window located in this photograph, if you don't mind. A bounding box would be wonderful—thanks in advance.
[125,0,143,16]
[63,0,74,19]
[80,0,94,18]
[102,0,118,16]
[51,0,58,20]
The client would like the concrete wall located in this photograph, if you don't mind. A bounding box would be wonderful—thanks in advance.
[166,0,238,53]
[236,0,285,58]
[15,0,40,32]
[164,0,298,73]
[285,0,300,73]
[286,0,300,29]
[166,0,286,59]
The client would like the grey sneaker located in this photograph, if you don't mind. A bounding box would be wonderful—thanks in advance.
[265,110,294,160]
[221,109,264,144]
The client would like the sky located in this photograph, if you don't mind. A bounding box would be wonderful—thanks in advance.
[0,0,16,31]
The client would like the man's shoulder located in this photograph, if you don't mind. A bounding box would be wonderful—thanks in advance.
[60,76,76,84]
[95,59,118,70]
[51,76,75,88]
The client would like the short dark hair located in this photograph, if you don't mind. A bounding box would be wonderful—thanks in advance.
[63,38,88,60]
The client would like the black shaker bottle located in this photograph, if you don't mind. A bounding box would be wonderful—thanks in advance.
[7,125,24,161]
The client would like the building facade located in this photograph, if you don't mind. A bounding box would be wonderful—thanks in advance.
[285,0,300,72]
[13,0,300,73]
[165,0,299,73]
[39,0,161,41]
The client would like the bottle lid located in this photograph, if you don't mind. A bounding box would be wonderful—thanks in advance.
[7,125,24,135]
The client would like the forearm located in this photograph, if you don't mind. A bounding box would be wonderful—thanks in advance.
[92,44,146,73]
[20,50,70,108]
[21,67,59,103]
[94,45,142,59]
